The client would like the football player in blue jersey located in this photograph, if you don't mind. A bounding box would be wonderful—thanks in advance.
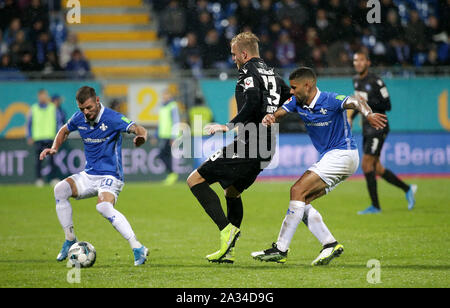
[251,67,387,265]
[40,86,149,266]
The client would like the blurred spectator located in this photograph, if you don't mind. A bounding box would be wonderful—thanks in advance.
[18,51,40,78]
[9,30,34,66]
[26,88,58,186]
[51,94,66,130]
[194,10,215,42]
[276,0,308,27]
[202,29,228,69]
[235,0,258,31]
[224,15,238,41]
[23,0,49,29]
[29,19,45,44]
[404,10,427,53]
[35,31,56,66]
[159,0,186,42]
[0,30,8,56]
[42,51,63,79]
[0,0,21,32]
[178,32,202,68]
[59,32,79,68]
[386,38,411,66]
[258,0,276,34]
[65,49,92,79]
[275,31,296,69]
[109,99,122,112]
[189,96,213,137]
[3,17,22,45]
[0,54,26,80]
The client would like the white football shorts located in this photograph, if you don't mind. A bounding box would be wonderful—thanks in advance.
[69,171,124,202]
[308,149,359,194]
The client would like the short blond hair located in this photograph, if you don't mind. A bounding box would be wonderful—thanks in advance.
[230,32,260,55]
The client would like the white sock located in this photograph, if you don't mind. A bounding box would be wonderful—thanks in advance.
[96,202,142,249]
[303,204,336,246]
[54,180,76,241]
[276,200,305,252]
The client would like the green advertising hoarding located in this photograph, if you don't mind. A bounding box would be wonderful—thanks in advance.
[200,77,450,132]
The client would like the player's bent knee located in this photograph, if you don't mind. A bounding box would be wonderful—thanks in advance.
[290,184,308,200]
[96,201,114,218]
[186,170,205,188]
[54,180,72,201]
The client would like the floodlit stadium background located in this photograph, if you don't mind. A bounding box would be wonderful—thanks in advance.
[0,0,449,183]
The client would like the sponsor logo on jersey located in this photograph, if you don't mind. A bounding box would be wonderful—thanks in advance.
[243,76,254,89]
[320,108,328,115]
[305,120,333,127]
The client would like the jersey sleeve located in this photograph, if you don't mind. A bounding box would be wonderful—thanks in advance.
[332,94,350,110]
[66,113,78,132]
[281,96,297,113]
[374,78,391,111]
[113,113,135,133]
[227,72,262,126]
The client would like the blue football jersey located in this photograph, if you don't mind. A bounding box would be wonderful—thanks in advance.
[67,104,135,181]
[282,89,357,157]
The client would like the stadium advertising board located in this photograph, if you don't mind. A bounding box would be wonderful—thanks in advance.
[193,133,450,177]
[0,137,192,184]
[200,77,450,132]
[0,81,102,139]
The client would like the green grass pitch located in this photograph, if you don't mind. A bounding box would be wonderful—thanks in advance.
[0,178,449,288]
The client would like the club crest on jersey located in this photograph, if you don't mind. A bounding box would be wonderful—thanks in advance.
[320,108,327,115]
[99,123,108,131]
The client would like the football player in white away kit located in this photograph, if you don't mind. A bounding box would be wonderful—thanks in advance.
[40,86,149,266]
[252,67,387,265]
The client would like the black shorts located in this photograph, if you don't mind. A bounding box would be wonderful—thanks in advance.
[197,145,266,193]
[363,131,388,156]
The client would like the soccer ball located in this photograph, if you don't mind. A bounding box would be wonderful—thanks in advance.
[68,241,96,268]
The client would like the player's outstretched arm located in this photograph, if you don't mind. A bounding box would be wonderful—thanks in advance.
[262,108,288,126]
[40,124,70,160]
[129,124,148,147]
[343,96,387,130]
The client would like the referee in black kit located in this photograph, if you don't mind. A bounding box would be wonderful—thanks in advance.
[186,32,291,263]
[350,50,417,214]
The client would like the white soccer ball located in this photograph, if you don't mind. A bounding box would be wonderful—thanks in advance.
[68,241,96,268]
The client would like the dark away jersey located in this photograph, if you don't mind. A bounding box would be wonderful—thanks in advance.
[353,72,391,135]
[226,57,291,159]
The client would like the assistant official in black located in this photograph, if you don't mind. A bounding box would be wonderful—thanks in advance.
[187,32,291,263]
[350,51,417,214]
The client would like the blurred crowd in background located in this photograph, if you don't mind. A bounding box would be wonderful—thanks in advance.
[0,0,91,80]
[0,0,449,80]
[153,0,449,75]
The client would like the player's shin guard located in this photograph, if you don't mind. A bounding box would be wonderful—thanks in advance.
[190,182,229,230]
[364,171,380,209]
[303,204,336,246]
[96,202,141,249]
[54,180,75,241]
[226,196,243,228]
[382,169,409,193]
[276,201,305,252]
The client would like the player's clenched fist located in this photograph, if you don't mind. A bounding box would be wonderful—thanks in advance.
[40,148,57,160]
[262,114,276,126]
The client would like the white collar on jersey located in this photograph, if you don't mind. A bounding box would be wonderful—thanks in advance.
[304,87,321,110]
[84,103,105,124]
